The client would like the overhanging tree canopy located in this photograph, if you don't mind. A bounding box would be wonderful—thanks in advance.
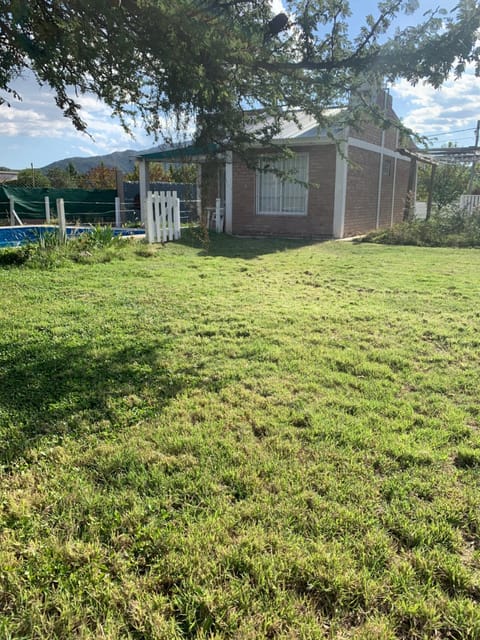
[1,0,479,158]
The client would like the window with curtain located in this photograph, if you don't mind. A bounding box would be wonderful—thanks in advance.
[257,153,309,215]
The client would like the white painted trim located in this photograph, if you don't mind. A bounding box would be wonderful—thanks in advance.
[348,136,408,162]
[333,142,348,238]
[251,137,336,149]
[225,151,233,234]
[390,129,400,227]
[375,130,386,229]
[390,156,398,227]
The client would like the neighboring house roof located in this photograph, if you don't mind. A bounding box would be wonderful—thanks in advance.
[0,170,19,183]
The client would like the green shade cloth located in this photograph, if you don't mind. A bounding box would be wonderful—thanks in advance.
[0,186,117,221]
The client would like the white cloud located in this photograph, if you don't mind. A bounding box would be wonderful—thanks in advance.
[270,0,285,14]
[0,71,155,151]
[391,66,480,143]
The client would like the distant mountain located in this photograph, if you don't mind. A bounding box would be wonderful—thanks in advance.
[40,144,170,175]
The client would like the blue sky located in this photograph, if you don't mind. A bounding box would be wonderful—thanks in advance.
[0,0,478,169]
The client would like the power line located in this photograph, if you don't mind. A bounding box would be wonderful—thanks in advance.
[423,127,474,137]
[426,135,477,144]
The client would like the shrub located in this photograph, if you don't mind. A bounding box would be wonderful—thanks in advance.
[0,245,33,266]
[363,205,480,247]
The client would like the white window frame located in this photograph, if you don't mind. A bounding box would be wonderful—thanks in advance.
[256,153,309,216]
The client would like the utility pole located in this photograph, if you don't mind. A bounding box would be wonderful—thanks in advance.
[467,120,480,194]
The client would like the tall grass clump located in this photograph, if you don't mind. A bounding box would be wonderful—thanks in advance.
[364,205,480,247]
[0,226,130,269]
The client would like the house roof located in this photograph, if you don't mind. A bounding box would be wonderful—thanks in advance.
[243,108,345,139]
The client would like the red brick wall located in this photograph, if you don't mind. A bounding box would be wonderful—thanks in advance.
[343,147,411,237]
[349,91,400,152]
[350,121,383,147]
[344,147,380,236]
[231,145,336,237]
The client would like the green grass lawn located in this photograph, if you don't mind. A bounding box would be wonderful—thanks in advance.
[1,232,479,639]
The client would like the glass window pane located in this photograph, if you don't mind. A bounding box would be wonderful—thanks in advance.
[257,154,308,215]
[258,161,281,212]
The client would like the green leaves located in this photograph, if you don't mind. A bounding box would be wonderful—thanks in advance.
[1,0,479,153]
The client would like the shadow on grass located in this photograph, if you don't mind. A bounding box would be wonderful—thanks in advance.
[0,337,205,466]
[178,227,328,259]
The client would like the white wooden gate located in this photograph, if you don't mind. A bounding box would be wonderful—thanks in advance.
[144,190,181,243]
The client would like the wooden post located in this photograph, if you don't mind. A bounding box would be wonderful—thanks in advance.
[56,198,66,243]
[145,191,153,243]
[115,168,125,223]
[174,197,181,239]
[115,197,121,227]
[426,164,436,220]
[167,191,175,241]
[153,191,161,243]
[403,158,417,221]
[160,191,168,243]
[44,196,51,223]
[138,159,149,224]
[215,198,221,233]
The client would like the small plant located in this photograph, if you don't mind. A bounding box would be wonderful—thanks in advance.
[33,229,62,249]
[87,225,117,246]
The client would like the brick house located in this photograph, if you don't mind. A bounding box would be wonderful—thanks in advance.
[136,90,413,239]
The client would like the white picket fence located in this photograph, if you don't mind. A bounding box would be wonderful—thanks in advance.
[460,194,480,214]
[144,190,181,243]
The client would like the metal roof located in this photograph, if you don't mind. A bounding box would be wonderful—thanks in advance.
[244,108,344,139]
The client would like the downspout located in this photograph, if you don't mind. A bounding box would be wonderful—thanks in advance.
[333,131,349,238]
[390,129,399,227]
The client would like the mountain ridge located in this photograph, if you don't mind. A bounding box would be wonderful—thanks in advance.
[40,144,170,174]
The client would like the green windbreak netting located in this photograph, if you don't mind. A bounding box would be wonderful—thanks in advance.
[0,186,117,221]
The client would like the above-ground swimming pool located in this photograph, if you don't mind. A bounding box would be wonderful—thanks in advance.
[0,225,145,249]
